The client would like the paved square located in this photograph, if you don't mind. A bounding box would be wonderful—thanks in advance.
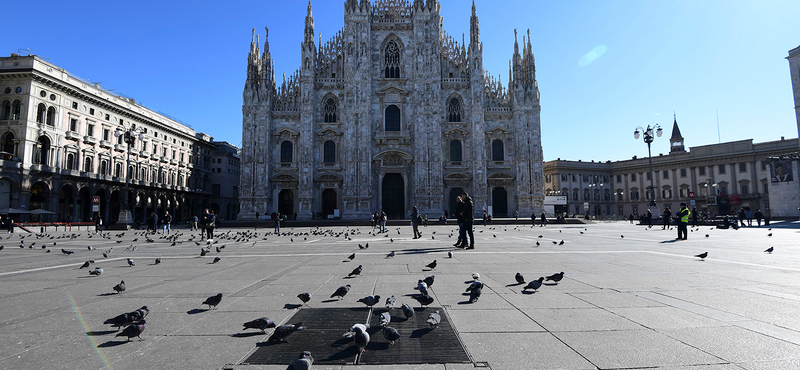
[1,220,799,370]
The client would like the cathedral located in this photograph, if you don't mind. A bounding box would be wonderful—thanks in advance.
[239,0,544,220]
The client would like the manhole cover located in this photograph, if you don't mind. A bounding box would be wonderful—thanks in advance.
[242,307,469,365]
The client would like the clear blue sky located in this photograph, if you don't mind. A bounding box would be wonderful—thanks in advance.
[4,0,799,162]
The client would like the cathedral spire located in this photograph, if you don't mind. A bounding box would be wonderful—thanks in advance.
[470,0,480,45]
[304,0,315,48]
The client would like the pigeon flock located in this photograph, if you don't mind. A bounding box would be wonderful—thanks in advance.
[0,217,781,369]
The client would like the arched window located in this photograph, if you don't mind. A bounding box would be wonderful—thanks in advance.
[447,98,462,122]
[35,136,50,166]
[384,41,400,78]
[169,173,175,185]
[0,100,10,120]
[384,105,401,131]
[323,140,336,163]
[280,141,293,163]
[152,170,157,182]
[449,140,462,162]
[115,163,122,177]
[141,168,146,181]
[66,153,75,170]
[323,98,337,123]
[84,157,93,173]
[491,139,504,161]
[36,103,46,124]
[178,174,184,187]
[2,132,14,154]
[11,100,21,120]
[100,159,108,175]
[46,107,56,125]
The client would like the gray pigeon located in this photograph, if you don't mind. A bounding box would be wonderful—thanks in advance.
[348,265,363,277]
[353,324,370,353]
[202,293,223,309]
[382,325,401,345]
[330,284,351,300]
[242,317,276,333]
[426,310,441,329]
[412,294,434,308]
[425,260,437,270]
[416,280,429,296]
[297,292,312,306]
[695,252,708,260]
[287,351,313,370]
[270,322,305,342]
[386,250,395,258]
[423,275,435,287]
[765,246,774,253]
[545,272,564,282]
[89,267,103,276]
[212,256,221,264]
[401,303,414,319]
[379,312,391,327]
[80,261,91,269]
[127,258,135,267]
[154,258,161,264]
[104,311,143,331]
[466,281,483,303]
[385,295,396,309]
[523,277,544,292]
[115,319,146,342]
[113,280,126,294]
[515,272,525,284]
[357,295,381,307]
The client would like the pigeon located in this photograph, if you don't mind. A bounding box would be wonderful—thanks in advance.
[88,246,94,251]
[545,272,564,283]
[515,272,525,284]
[765,246,774,254]
[242,317,276,333]
[357,295,381,307]
[523,277,544,292]
[472,273,480,280]
[425,260,437,270]
[104,311,143,331]
[385,295,396,309]
[386,251,395,258]
[127,258,135,267]
[348,265,363,277]
[133,306,149,319]
[212,256,221,264]
[412,294,434,308]
[379,312,391,326]
[347,253,356,261]
[297,292,312,306]
[466,281,483,303]
[269,322,305,342]
[427,310,441,329]
[287,351,313,370]
[535,241,540,246]
[353,324,370,353]
[200,249,207,257]
[115,319,146,342]
[382,325,401,345]
[552,241,557,244]
[202,293,223,309]
[89,268,103,276]
[695,252,708,260]
[768,233,773,237]
[331,284,351,300]
[423,275,435,287]
[621,235,624,238]
[416,280,429,296]
[80,261,91,269]
[401,303,414,319]
[559,240,565,245]
[61,248,74,255]
[113,280,126,294]
[154,258,161,265]
[448,251,453,258]
[705,234,709,238]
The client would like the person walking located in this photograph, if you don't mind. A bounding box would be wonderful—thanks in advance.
[94,214,102,233]
[274,212,281,234]
[746,209,754,227]
[676,202,690,240]
[738,208,746,227]
[370,213,375,229]
[423,215,428,227]
[754,209,764,227]
[531,212,536,227]
[150,212,158,234]
[691,207,698,227]
[379,211,387,233]
[206,210,216,241]
[461,192,475,249]
[410,206,422,239]
[514,210,519,221]
[482,210,488,226]
[454,195,466,247]
[662,207,672,230]
[191,215,198,231]
[540,212,547,226]
[201,209,210,239]
[162,211,172,235]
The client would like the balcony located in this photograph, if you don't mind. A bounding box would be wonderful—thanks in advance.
[114,144,126,152]
[186,162,194,169]
[139,151,149,159]
[159,156,168,163]
[169,158,177,165]
[83,136,98,145]
[178,161,185,167]
[99,140,113,149]
[129,148,139,156]
[65,131,80,141]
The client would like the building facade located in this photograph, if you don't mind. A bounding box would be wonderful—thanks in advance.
[239,0,545,220]
[210,141,241,221]
[0,55,215,225]
[544,119,799,218]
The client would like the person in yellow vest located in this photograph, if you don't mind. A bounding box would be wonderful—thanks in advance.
[676,202,690,240]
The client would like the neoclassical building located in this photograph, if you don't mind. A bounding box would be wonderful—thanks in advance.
[239,0,545,220]
[0,55,215,225]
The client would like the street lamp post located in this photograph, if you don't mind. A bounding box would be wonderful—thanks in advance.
[112,124,145,229]
[634,124,663,215]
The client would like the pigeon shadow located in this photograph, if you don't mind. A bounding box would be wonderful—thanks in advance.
[660,240,679,244]
[231,332,263,338]
[97,292,118,297]
[255,340,287,347]
[320,299,340,303]
[456,300,475,305]
[283,303,302,309]
[521,290,538,295]
[187,308,209,315]
[86,330,118,336]
[505,282,525,287]
[330,336,354,348]
[543,282,558,286]
[343,276,357,279]
[78,276,99,279]
[323,344,359,361]
[410,327,433,338]
[97,340,129,348]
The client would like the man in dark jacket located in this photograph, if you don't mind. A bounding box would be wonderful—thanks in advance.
[454,195,465,247]
[461,192,475,249]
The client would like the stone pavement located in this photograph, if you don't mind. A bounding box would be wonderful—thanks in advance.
[1,220,800,370]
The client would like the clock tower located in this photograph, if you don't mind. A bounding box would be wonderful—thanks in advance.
[669,114,686,154]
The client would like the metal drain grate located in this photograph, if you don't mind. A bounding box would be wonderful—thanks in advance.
[242,307,469,365]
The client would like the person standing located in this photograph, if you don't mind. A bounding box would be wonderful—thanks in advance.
[540,212,547,226]
[746,209,754,227]
[423,215,428,227]
[206,210,216,241]
[191,215,198,231]
[162,211,172,235]
[482,210,488,226]
[150,212,158,234]
[201,209,210,239]
[379,211,387,233]
[514,210,519,221]
[410,206,422,239]
[94,214,102,233]
[461,192,475,249]
[454,195,466,247]
[531,212,536,227]
[691,207,698,227]
[370,213,375,229]
[274,212,281,234]
[754,209,764,227]
[662,207,672,230]
[676,202,690,240]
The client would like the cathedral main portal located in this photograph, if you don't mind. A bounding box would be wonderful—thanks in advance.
[381,173,405,220]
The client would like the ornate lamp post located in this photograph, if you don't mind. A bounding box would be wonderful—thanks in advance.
[113,124,145,229]
[634,124,663,213]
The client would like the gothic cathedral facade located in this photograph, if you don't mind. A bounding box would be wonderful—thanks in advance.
[239,0,544,220]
